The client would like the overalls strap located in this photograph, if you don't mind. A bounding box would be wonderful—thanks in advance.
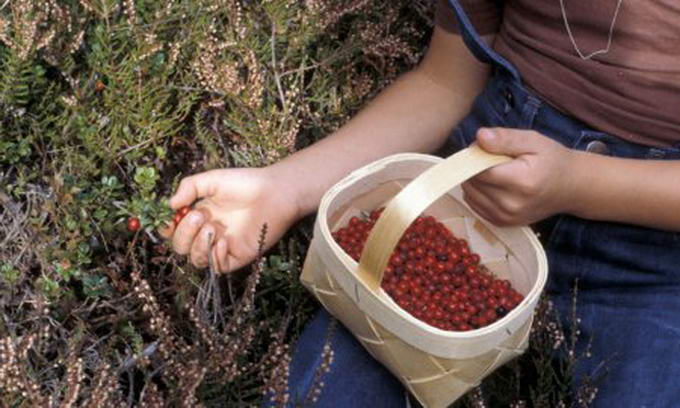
[446,0,521,81]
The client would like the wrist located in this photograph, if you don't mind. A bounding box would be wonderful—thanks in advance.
[559,150,592,217]
[264,160,310,222]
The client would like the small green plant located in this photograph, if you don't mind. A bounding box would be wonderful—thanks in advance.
[37,274,60,299]
[1,262,20,285]
[125,166,173,230]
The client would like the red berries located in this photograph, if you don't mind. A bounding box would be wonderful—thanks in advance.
[127,217,141,232]
[173,205,191,225]
[332,208,524,332]
[178,205,191,217]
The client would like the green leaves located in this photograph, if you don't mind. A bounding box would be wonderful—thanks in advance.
[0,138,31,164]
[127,167,173,230]
[81,274,113,298]
[134,166,159,195]
[267,255,293,273]
[38,275,60,298]
[0,263,21,286]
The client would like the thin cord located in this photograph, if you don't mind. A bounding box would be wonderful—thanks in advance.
[560,0,624,60]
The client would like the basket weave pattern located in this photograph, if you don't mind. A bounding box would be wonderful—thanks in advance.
[300,148,548,408]
[302,253,532,407]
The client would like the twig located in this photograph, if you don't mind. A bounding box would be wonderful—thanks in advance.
[119,341,159,373]
[127,368,135,407]
[85,211,111,253]
[271,23,286,113]
[116,138,156,158]
[168,85,226,96]
[144,228,160,244]
[226,269,236,312]
[196,232,225,327]
[279,45,355,78]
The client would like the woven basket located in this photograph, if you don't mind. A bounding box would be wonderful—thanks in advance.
[300,146,548,408]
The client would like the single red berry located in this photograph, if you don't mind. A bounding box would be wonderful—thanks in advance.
[173,213,183,225]
[127,217,141,232]
[173,206,192,226]
[178,205,191,217]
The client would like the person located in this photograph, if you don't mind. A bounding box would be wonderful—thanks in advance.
[160,0,680,406]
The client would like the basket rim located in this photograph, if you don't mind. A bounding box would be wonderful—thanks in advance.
[316,152,549,340]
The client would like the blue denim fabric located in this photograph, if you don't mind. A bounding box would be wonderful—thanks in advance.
[269,308,409,408]
[276,0,680,406]
[449,69,680,408]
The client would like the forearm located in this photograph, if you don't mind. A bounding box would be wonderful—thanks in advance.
[568,151,680,231]
[272,72,480,218]
[269,30,492,219]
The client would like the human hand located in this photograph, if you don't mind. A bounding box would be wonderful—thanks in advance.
[462,128,579,226]
[159,167,301,273]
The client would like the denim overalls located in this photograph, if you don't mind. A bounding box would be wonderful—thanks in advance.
[279,1,680,407]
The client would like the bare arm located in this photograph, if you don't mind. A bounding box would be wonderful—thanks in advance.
[270,28,493,219]
[164,28,496,272]
[567,152,680,231]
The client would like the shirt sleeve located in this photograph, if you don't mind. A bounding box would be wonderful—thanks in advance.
[435,0,503,35]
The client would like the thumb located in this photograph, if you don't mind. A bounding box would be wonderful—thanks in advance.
[476,128,546,157]
[169,171,219,209]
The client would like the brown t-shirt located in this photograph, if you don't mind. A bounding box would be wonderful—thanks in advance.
[436,0,680,147]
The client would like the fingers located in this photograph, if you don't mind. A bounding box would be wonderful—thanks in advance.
[471,160,528,187]
[212,238,231,273]
[173,220,247,273]
[211,237,244,274]
[189,224,214,268]
[461,182,509,225]
[189,221,226,268]
[157,221,175,239]
[476,128,549,157]
[169,171,218,210]
[164,202,238,273]
[172,210,205,255]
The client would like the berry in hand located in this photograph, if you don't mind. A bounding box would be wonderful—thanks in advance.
[173,212,183,225]
[178,205,191,217]
[332,208,524,332]
[173,205,192,225]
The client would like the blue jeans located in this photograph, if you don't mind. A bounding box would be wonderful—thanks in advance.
[276,309,410,407]
[277,0,680,405]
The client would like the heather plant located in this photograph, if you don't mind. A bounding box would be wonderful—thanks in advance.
[0,0,602,406]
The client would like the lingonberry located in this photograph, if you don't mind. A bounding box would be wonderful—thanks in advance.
[173,213,183,225]
[178,205,191,217]
[173,205,192,225]
[127,217,141,232]
[332,207,525,332]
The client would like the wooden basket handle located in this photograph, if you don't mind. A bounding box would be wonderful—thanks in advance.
[357,145,511,291]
